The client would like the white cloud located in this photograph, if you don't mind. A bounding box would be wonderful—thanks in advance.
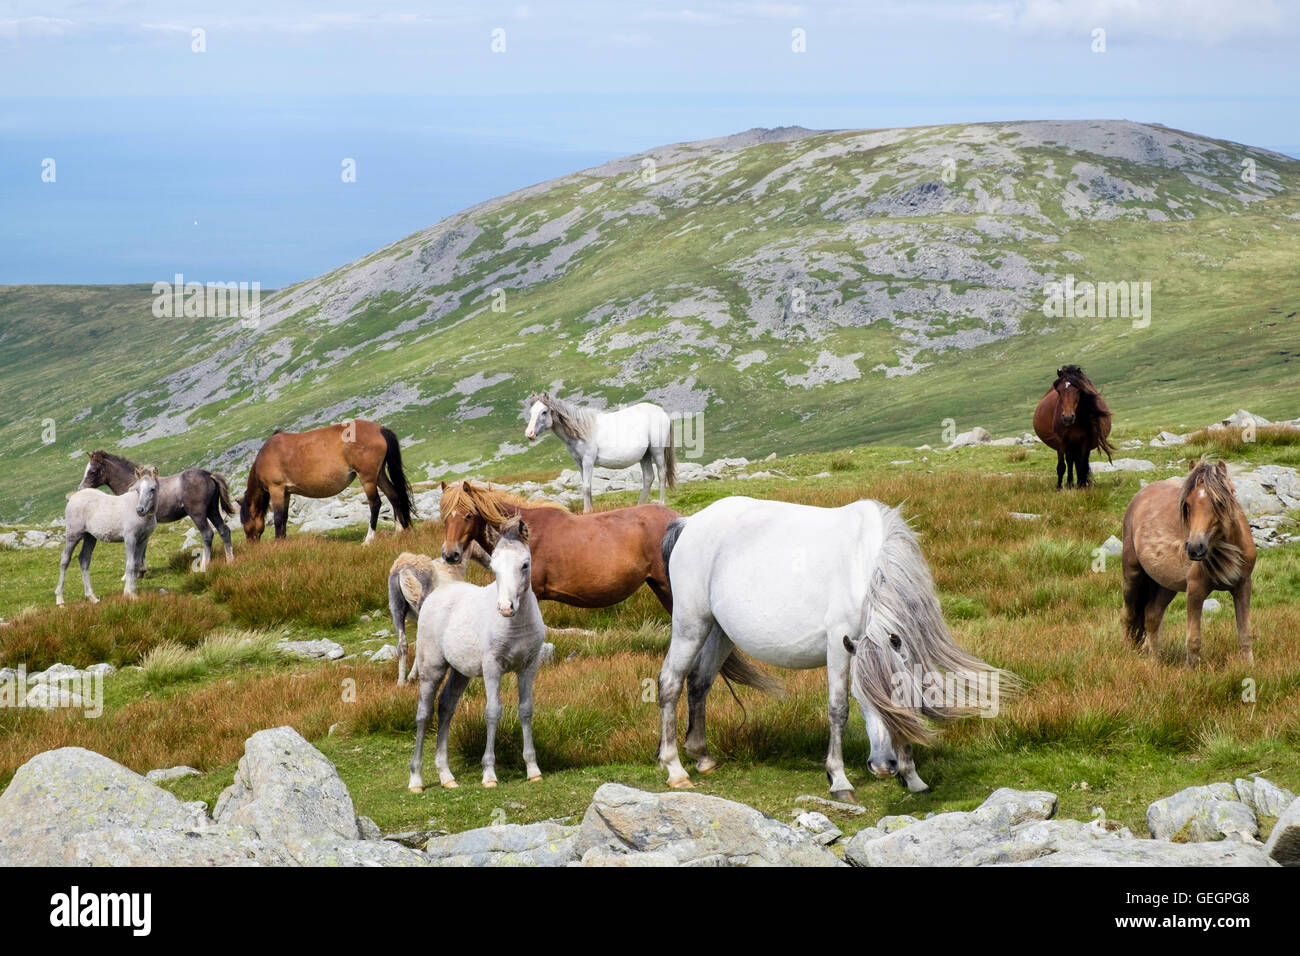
[0,16,76,39]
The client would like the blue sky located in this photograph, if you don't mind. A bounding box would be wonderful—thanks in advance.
[2,1,1297,285]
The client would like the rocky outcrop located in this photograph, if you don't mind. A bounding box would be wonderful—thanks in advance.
[573,783,843,867]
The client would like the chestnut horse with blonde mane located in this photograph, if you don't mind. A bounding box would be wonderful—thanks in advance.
[439,480,675,610]
[240,420,414,544]
[1121,458,1256,666]
[1033,365,1114,489]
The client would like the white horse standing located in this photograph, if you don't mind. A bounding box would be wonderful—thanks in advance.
[56,467,160,605]
[403,515,547,791]
[658,496,1009,800]
[524,393,676,512]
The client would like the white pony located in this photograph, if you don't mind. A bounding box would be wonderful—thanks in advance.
[403,515,546,791]
[56,467,160,605]
[524,393,675,512]
[658,496,1009,800]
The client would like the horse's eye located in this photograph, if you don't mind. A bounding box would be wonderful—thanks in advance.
[889,634,903,651]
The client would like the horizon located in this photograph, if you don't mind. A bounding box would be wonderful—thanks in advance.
[2,1,1298,285]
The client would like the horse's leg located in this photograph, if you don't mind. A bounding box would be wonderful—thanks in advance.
[652,445,668,506]
[1065,449,1075,489]
[1185,575,1209,667]
[1077,451,1091,489]
[273,486,290,539]
[434,669,468,789]
[1120,559,1151,647]
[1232,578,1253,665]
[212,504,234,562]
[79,535,99,603]
[409,665,443,793]
[684,625,731,774]
[581,457,595,513]
[657,613,713,789]
[123,531,139,599]
[1055,449,1065,490]
[481,665,504,787]
[390,581,411,684]
[191,511,214,573]
[361,477,380,546]
[56,532,80,606]
[638,453,653,507]
[1142,586,1176,661]
[376,471,406,532]
[518,658,543,782]
[825,635,855,800]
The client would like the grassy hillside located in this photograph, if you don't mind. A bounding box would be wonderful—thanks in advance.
[1,437,1297,842]
[3,120,1299,522]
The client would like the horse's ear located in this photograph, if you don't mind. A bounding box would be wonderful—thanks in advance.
[440,481,448,491]
[1216,460,1228,476]
[1188,459,1198,473]
[461,480,471,493]
[517,518,530,544]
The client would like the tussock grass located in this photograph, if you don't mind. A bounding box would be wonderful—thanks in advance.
[0,593,230,670]
[140,630,282,689]
[141,642,206,687]
[1185,424,1300,456]
[192,522,451,628]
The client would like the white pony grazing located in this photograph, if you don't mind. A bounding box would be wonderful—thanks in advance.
[658,496,1009,801]
[403,515,546,791]
[524,392,675,512]
[56,467,160,605]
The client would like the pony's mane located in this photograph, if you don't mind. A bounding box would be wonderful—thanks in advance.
[89,449,139,473]
[1180,459,1247,583]
[528,393,596,441]
[1054,365,1114,460]
[850,503,1018,745]
[439,481,563,527]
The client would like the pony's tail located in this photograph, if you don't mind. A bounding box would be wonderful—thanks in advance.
[380,427,416,527]
[661,518,687,576]
[664,439,677,490]
[719,648,783,695]
[211,473,235,516]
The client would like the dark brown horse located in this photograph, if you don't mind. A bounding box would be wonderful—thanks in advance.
[81,450,235,572]
[1032,365,1114,489]
[439,480,675,611]
[240,420,414,544]
[1121,459,1256,666]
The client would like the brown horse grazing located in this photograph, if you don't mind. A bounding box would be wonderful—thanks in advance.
[240,420,414,544]
[1033,365,1114,489]
[439,480,676,611]
[1121,459,1257,666]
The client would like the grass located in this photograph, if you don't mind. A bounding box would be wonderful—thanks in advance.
[1185,424,1300,459]
[0,437,1298,841]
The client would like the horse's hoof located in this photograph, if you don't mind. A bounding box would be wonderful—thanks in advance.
[408,785,424,794]
[482,780,497,789]
[830,789,859,805]
[668,776,693,790]
[528,774,543,783]
[442,780,459,789]
[696,759,718,775]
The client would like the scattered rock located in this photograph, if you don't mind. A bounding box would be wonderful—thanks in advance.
[794,793,868,816]
[1146,784,1258,842]
[1264,798,1300,866]
[1101,535,1124,557]
[947,427,991,449]
[1092,458,1156,473]
[145,766,202,783]
[368,644,399,663]
[276,639,345,661]
[793,811,843,845]
[424,821,579,867]
[575,783,842,867]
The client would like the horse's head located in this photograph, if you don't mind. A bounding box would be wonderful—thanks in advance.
[81,451,107,490]
[524,394,552,441]
[132,467,159,517]
[1181,458,1236,561]
[488,515,531,618]
[1054,366,1083,426]
[439,481,486,564]
[240,481,268,542]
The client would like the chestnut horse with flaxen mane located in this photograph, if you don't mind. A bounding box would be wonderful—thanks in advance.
[1121,458,1256,667]
[1033,365,1114,489]
[240,420,414,544]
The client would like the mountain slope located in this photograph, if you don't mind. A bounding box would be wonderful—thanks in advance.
[3,120,1299,521]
